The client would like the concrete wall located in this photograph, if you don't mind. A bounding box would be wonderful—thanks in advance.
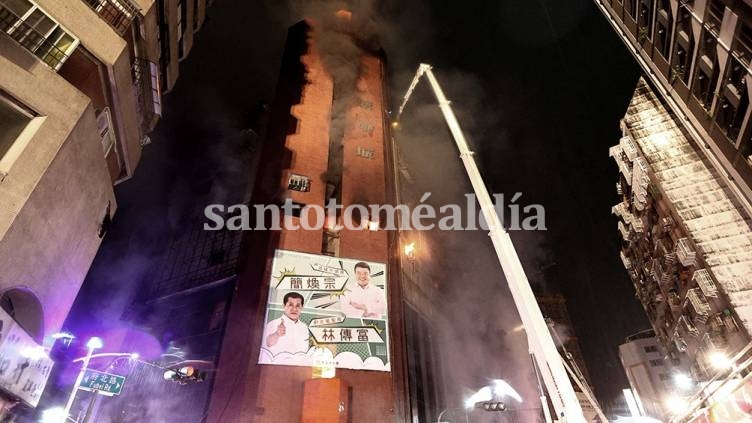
[163,0,181,92]
[193,0,208,33]
[136,0,161,65]
[35,0,144,178]
[0,36,116,336]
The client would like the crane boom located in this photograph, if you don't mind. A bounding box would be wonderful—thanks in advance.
[397,64,587,422]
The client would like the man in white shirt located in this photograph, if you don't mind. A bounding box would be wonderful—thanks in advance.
[263,292,310,355]
[340,262,386,319]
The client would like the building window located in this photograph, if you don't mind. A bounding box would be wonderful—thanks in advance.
[193,0,199,30]
[658,373,670,381]
[644,345,658,353]
[706,0,724,31]
[0,0,78,70]
[0,90,35,162]
[655,0,672,58]
[671,5,694,85]
[177,0,186,58]
[157,0,169,88]
[715,57,749,142]
[287,173,311,192]
[693,29,721,111]
[734,22,752,62]
[625,0,638,19]
[638,0,654,41]
[649,359,664,366]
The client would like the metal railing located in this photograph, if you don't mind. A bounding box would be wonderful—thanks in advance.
[131,57,161,133]
[0,5,69,69]
[80,0,138,35]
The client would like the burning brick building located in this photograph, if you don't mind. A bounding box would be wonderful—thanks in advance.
[206,14,409,422]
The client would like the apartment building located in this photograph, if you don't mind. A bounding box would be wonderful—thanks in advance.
[594,0,752,208]
[0,0,210,413]
[619,329,690,421]
[595,0,752,384]
[610,78,751,383]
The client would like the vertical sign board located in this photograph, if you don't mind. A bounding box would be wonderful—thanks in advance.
[259,249,390,372]
[0,308,53,407]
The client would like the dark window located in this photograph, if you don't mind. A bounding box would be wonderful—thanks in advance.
[0,90,35,162]
[625,0,638,19]
[655,0,672,57]
[638,0,654,40]
[644,345,659,353]
[693,29,720,110]
[716,57,749,142]
[734,21,752,62]
[178,0,187,58]
[671,5,694,84]
[706,0,724,31]
[193,0,200,30]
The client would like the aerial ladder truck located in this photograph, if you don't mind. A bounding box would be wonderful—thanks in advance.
[395,64,608,423]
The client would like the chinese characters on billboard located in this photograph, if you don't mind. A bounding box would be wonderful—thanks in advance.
[0,307,53,407]
[258,250,390,372]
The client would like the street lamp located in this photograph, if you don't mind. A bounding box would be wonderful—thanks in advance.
[71,352,139,364]
[435,407,469,423]
[61,337,103,422]
[40,407,75,423]
[673,372,694,390]
[708,351,733,370]
[665,395,689,415]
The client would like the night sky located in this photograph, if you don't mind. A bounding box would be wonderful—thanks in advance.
[64,0,652,417]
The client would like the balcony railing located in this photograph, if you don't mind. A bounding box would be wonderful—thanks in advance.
[693,269,718,297]
[676,237,697,267]
[619,135,639,161]
[132,58,161,135]
[668,292,682,310]
[686,288,711,324]
[618,221,631,240]
[0,5,70,70]
[664,252,677,267]
[80,0,138,35]
[610,145,633,182]
[703,331,727,351]
[679,315,699,337]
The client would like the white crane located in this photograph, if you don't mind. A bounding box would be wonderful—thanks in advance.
[395,63,602,423]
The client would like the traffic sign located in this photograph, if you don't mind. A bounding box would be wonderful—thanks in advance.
[79,369,126,396]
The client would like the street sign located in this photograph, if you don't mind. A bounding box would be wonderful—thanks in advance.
[79,370,126,396]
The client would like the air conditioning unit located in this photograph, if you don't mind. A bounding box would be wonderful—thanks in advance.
[96,107,115,154]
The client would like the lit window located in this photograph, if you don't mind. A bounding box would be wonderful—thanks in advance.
[0,0,79,70]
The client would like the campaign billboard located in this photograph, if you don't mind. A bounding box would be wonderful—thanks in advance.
[258,249,389,372]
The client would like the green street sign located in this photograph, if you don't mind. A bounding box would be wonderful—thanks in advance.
[79,370,126,396]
